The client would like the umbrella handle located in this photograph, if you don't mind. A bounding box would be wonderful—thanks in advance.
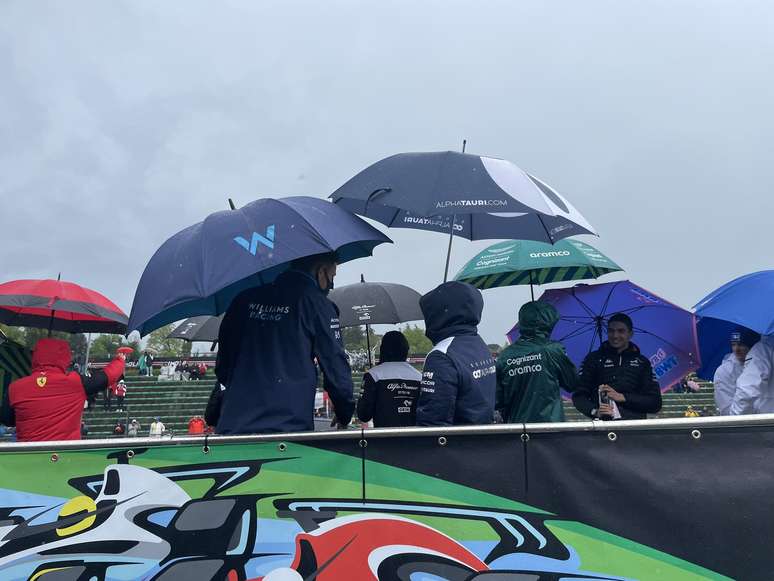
[364,188,391,214]
[443,141,467,282]
[365,324,373,367]
[47,309,56,337]
[443,214,457,283]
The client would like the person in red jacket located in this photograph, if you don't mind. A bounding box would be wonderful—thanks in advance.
[1,338,125,442]
[188,415,206,434]
[115,378,127,412]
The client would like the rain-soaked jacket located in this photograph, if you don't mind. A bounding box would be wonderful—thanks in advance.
[416,282,496,426]
[731,335,774,415]
[496,302,578,423]
[5,338,125,441]
[215,270,354,434]
[713,353,745,415]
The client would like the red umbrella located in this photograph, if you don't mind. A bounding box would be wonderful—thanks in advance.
[0,278,128,334]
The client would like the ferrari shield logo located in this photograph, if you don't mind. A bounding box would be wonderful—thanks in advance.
[36,375,47,388]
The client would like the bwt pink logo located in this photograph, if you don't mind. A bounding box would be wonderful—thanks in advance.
[630,287,661,305]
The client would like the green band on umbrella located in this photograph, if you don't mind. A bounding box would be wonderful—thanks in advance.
[454,239,622,291]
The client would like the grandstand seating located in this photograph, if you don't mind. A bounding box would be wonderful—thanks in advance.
[80,373,719,439]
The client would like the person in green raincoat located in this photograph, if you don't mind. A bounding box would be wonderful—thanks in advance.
[496,301,578,423]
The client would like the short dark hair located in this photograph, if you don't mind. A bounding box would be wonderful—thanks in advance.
[378,331,410,363]
[608,313,633,332]
[291,252,337,274]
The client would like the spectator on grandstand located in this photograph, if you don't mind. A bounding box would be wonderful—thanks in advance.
[675,376,700,394]
[188,415,206,434]
[189,361,200,381]
[113,421,125,435]
[149,417,166,437]
[684,405,700,418]
[198,361,207,378]
[215,252,354,434]
[127,418,140,437]
[0,339,125,442]
[80,421,89,438]
[714,328,759,415]
[115,378,127,412]
[357,331,421,427]
[673,378,688,393]
[415,282,496,426]
[138,351,151,376]
[177,361,191,381]
[496,302,578,424]
[572,313,662,421]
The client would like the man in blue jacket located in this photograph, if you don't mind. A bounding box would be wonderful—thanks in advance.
[215,252,355,434]
[416,281,496,426]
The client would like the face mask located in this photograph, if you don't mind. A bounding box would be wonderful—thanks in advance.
[319,268,334,295]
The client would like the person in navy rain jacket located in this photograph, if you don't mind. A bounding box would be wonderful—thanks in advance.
[215,252,355,434]
[416,281,496,426]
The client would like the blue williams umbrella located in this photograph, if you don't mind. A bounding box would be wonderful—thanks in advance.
[330,150,596,280]
[128,196,392,336]
[694,270,774,379]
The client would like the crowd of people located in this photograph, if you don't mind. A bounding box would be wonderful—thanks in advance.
[203,254,657,433]
[2,252,772,442]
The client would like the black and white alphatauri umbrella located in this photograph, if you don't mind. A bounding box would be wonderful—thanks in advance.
[329,275,423,365]
[167,315,223,343]
[330,149,597,280]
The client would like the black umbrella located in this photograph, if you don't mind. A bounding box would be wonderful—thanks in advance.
[167,315,223,343]
[329,275,423,366]
[330,149,596,281]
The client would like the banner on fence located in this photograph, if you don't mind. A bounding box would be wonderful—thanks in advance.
[0,422,768,580]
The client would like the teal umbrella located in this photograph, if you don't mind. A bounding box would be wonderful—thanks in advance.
[454,239,622,299]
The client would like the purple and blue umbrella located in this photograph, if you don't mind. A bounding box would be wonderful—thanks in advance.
[694,270,774,380]
[507,280,700,391]
[128,196,391,336]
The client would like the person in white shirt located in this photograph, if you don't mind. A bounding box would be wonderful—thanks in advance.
[149,417,166,437]
[714,328,759,415]
[731,334,774,415]
[127,419,141,437]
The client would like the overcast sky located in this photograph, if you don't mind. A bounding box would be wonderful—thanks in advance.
[2,0,773,345]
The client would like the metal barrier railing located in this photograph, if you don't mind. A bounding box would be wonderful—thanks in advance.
[3,412,773,452]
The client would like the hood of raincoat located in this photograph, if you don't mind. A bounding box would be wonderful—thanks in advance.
[518,301,560,341]
[420,281,483,345]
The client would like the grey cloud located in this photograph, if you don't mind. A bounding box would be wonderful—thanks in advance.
[1,0,773,343]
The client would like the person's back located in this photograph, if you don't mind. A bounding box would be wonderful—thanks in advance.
[496,301,577,423]
[5,338,125,442]
[357,331,422,427]
[216,261,354,434]
[415,282,496,426]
